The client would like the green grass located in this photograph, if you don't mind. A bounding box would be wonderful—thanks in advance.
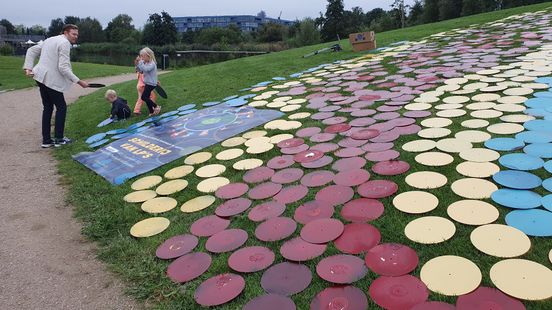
[0,56,133,91]
[48,2,552,309]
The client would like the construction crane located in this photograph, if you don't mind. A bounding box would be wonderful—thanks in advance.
[278,11,282,20]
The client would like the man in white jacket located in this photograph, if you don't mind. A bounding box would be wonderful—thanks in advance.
[23,24,89,148]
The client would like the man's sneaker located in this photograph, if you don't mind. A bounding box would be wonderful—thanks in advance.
[54,137,73,147]
[41,142,54,148]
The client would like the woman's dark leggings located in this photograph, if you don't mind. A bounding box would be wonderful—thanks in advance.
[141,84,158,113]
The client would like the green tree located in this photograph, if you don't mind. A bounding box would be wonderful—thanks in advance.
[105,14,135,42]
[196,26,243,45]
[77,17,105,43]
[258,22,287,42]
[439,0,462,20]
[462,0,483,15]
[64,16,81,25]
[366,8,386,26]
[408,0,424,25]
[294,18,320,46]
[47,18,64,36]
[28,25,46,36]
[423,0,440,23]
[160,11,178,45]
[142,11,177,45]
[0,19,16,34]
[343,7,366,34]
[321,0,346,42]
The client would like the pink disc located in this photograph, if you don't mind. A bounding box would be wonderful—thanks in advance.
[194,273,245,306]
[271,168,304,184]
[255,217,297,242]
[316,254,368,284]
[351,129,380,140]
[281,144,309,155]
[322,116,348,125]
[167,252,211,283]
[310,142,340,153]
[349,117,377,127]
[228,246,275,273]
[456,286,526,310]
[294,200,335,224]
[310,286,368,310]
[334,147,366,158]
[325,123,352,133]
[404,111,431,118]
[302,156,334,169]
[365,150,400,162]
[156,234,199,259]
[190,215,231,237]
[215,182,249,199]
[294,150,324,163]
[274,185,309,204]
[374,112,401,120]
[215,198,252,217]
[365,243,419,276]
[248,182,283,200]
[280,237,327,261]
[243,166,275,183]
[341,198,384,222]
[332,157,367,172]
[372,160,410,176]
[362,142,394,152]
[411,301,456,310]
[357,180,398,199]
[338,137,368,148]
[370,130,400,143]
[296,127,322,138]
[312,112,335,120]
[368,275,429,310]
[351,109,376,117]
[267,155,295,169]
[205,228,248,253]
[300,218,345,244]
[301,170,335,187]
[310,133,336,143]
[248,200,286,222]
[333,169,371,186]
[334,223,381,254]
[277,138,305,148]
[261,262,312,296]
[394,124,421,135]
[315,185,354,206]
[243,294,296,310]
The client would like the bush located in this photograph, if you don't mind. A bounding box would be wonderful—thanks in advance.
[0,44,14,56]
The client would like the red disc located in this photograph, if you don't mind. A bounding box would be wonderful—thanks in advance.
[194,273,245,306]
[278,138,305,148]
[271,168,304,184]
[315,185,354,206]
[362,142,394,152]
[248,182,283,200]
[357,180,398,199]
[215,182,249,199]
[228,246,275,273]
[215,198,252,217]
[332,157,367,172]
[325,123,352,133]
[261,262,312,296]
[281,144,309,155]
[274,185,309,204]
[302,156,334,169]
[456,286,526,310]
[323,116,348,125]
[368,275,429,310]
[243,166,275,183]
[248,200,286,222]
[310,142,340,153]
[300,218,345,244]
[205,229,248,253]
[255,217,297,242]
[301,170,335,187]
[365,150,400,162]
[297,127,322,137]
[156,234,199,259]
[341,198,384,222]
[190,215,230,237]
[411,301,456,310]
[267,155,295,169]
[351,128,380,140]
[280,237,327,261]
[372,160,410,176]
[333,169,371,186]
[310,133,336,143]
[365,243,419,276]
[244,294,296,310]
[334,223,381,254]
[316,254,368,284]
[310,286,368,310]
[294,200,335,224]
[167,252,211,283]
[294,150,325,163]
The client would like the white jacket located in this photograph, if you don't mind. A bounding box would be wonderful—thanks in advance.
[23,35,80,92]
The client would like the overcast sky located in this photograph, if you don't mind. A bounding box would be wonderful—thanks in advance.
[2,0,413,29]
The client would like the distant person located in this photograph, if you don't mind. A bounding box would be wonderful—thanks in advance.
[23,24,89,148]
[105,89,131,120]
[133,64,157,115]
[135,47,161,116]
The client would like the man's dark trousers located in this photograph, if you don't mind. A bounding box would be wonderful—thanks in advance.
[37,81,66,143]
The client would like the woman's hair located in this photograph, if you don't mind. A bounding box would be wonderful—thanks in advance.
[139,47,156,64]
[105,89,117,98]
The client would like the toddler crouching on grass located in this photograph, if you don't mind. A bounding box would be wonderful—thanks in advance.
[105,89,131,121]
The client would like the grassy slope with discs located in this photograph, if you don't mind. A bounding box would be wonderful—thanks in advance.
[52,2,552,309]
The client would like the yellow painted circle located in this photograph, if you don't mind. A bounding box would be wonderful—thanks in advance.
[393,191,439,214]
[497,96,527,104]
[421,255,481,296]
[443,96,470,104]
[459,148,500,162]
[456,161,500,178]
[288,98,307,104]
[463,82,488,90]
[289,112,311,119]
[247,143,275,154]
[164,165,194,179]
[414,96,439,104]
[249,100,268,107]
[415,152,454,166]
[490,259,552,301]
[418,128,451,139]
[451,178,498,199]
[216,148,244,161]
[279,121,302,130]
[487,123,525,135]
[124,190,157,203]
[233,158,263,170]
[221,136,247,147]
[281,104,301,112]
[266,101,287,108]
[405,217,456,244]
[435,103,463,110]
[454,130,491,143]
[269,134,294,144]
[447,200,499,225]
[243,130,268,139]
[481,85,508,92]
[405,171,447,189]
[466,102,496,110]
[421,118,452,128]
[472,93,501,102]
[184,152,212,165]
[402,140,436,153]
[503,87,533,96]
[264,120,288,130]
[156,179,188,195]
[445,77,468,85]
[461,119,489,129]
[181,195,216,213]
[245,137,271,147]
[494,104,525,113]
[141,197,178,214]
[436,109,467,118]
[436,138,473,153]
[477,69,501,75]
[500,114,535,123]
[405,103,432,111]
[130,217,170,238]
[470,224,531,258]
[195,164,227,178]
[131,176,163,191]
[470,109,503,119]
[197,177,230,193]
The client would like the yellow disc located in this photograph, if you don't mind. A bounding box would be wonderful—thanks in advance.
[216,148,244,161]
[130,217,170,238]
[437,84,460,92]
[549,249,552,264]
[414,96,440,104]
[436,138,473,153]
[511,75,536,82]
[466,102,496,110]
[445,77,468,85]
[487,123,525,135]
[435,103,463,110]
[470,224,531,258]
[454,130,491,143]
[500,114,535,123]
[221,136,247,147]
[124,190,158,203]
[402,140,436,153]
[195,164,226,178]
[405,217,456,244]
[249,100,268,107]
[477,69,501,75]
[451,178,498,199]
[418,128,451,139]
[525,82,550,89]
[233,158,263,170]
[264,120,288,130]
[456,161,500,178]
[470,109,503,119]
[288,98,307,104]
[181,195,216,213]
[421,118,452,128]
[436,109,466,118]
[269,134,294,144]
[289,112,311,119]
[421,255,481,296]
[246,143,274,154]
[243,130,268,139]
[141,197,178,214]
[266,101,287,108]
[481,85,508,92]
[503,87,533,96]
[405,171,447,189]
[459,148,500,162]
[461,119,489,129]
[452,89,476,95]
[245,137,271,147]
[472,93,501,102]
[405,103,432,111]
[131,175,163,191]
[393,191,439,214]
[184,152,212,165]
[443,96,470,104]
[490,259,552,301]
[415,152,454,166]
[465,74,484,80]
[197,177,230,193]
[156,179,188,195]
[164,165,194,179]
[494,104,525,112]
[497,96,527,104]
[251,87,267,92]
[279,121,302,130]
[463,82,488,90]
[281,105,301,112]
[447,200,499,225]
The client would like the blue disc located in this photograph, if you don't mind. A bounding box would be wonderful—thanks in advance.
[535,77,552,86]
[225,97,249,107]
[134,125,151,133]
[523,119,552,131]
[524,143,552,159]
[525,98,550,109]
[240,94,257,99]
[158,115,179,124]
[239,88,251,92]
[112,132,131,140]
[105,128,127,135]
[223,95,238,101]
[505,209,552,237]
[159,110,179,118]
[89,138,110,148]
[545,160,552,173]
[542,178,552,192]
[492,170,542,189]
[127,121,147,130]
[86,133,107,144]
[273,77,286,81]
[515,131,552,144]
[203,101,220,107]
[541,195,552,212]
[499,153,544,170]
[484,138,525,151]
[534,91,552,98]
[525,108,552,117]
[289,73,302,78]
[178,104,196,111]
[97,118,113,128]
[178,109,198,115]
[491,188,542,209]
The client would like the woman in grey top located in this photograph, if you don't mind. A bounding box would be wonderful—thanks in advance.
[135,47,161,116]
